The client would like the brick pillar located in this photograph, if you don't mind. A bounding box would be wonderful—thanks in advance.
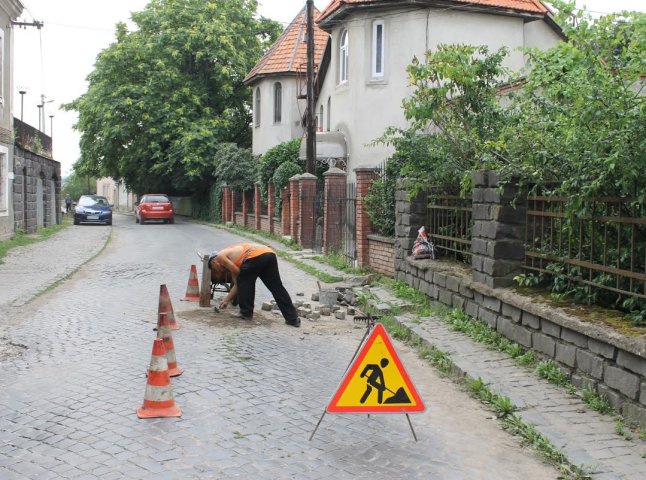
[282,187,291,237]
[298,173,317,249]
[254,182,261,230]
[242,190,249,227]
[289,175,300,243]
[230,189,236,224]
[394,179,427,283]
[323,167,346,254]
[267,182,275,234]
[471,170,526,288]
[355,167,379,268]
[221,185,230,223]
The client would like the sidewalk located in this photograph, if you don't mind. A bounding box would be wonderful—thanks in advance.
[0,226,110,308]
[2,223,645,479]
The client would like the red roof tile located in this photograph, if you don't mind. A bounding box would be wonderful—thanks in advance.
[244,6,329,84]
[318,0,549,23]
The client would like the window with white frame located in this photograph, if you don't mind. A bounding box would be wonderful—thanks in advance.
[255,87,261,127]
[319,105,323,131]
[273,82,282,123]
[0,146,7,214]
[339,30,349,84]
[372,20,384,77]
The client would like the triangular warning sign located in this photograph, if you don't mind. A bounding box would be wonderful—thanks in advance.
[327,323,425,413]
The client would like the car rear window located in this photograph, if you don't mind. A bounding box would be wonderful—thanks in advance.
[142,195,170,203]
[78,196,109,206]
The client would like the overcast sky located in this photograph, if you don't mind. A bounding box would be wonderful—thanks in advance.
[12,0,646,177]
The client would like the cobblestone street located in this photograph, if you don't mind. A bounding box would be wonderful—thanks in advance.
[0,215,561,479]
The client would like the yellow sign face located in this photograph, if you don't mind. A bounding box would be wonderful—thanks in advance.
[327,323,425,413]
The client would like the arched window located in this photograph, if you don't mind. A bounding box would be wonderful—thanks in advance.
[274,82,282,123]
[319,105,324,131]
[255,87,261,127]
[339,30,348,84]
[327,97,331,131]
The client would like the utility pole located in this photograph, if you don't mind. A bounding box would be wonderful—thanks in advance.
[305,0,316,174]
[18,90,26,121]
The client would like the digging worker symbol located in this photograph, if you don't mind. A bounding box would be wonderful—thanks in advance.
[360,358,390,404]
[359,356,413,405]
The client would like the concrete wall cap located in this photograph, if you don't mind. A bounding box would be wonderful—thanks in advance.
[323,167,347,176]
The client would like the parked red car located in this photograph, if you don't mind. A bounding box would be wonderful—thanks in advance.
[135,194,175,224]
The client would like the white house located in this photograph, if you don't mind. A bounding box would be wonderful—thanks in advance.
[0,0,23,240]
[247,0,563,181]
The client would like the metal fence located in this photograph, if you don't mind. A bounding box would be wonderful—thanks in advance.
[426,189,472,263]
[343,182,357,265]
[524,194,646,302]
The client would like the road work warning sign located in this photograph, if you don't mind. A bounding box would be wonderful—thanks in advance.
[327,323,425,413]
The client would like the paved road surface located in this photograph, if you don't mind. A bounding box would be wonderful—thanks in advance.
[0,213,559,479]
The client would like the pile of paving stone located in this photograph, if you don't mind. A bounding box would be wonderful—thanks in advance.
[262,286,359,320]
[263,275,414,321]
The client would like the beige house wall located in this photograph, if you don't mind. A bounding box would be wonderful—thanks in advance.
[315,8,561,180]
[251,76,306,156]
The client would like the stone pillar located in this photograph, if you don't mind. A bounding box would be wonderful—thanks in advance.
[254,182,261,230]
[289,175,300,243]
[355,167,379,268]
[471,170,526,288]
[267,182,275,234]
[299,173,317,249]
[282,187,291,237]
[394,179,427,283]
[242,190,249,227]
[323,167,346,254]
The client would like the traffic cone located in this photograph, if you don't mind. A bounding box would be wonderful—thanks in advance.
[157,312,182,377]
[137,338,182,419]
[158,284,179,330]
[182,264,200,301]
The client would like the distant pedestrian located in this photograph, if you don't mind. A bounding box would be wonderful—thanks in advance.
[207,242,301,327]
[64,195,72,214]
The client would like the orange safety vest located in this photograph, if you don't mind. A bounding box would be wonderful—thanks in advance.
[233,243,274,267]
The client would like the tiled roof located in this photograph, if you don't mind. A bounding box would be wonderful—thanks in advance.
[318,0,549,23]
[244,6,329,84]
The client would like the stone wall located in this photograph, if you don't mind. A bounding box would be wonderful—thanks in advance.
[13,144,61,234]
[394,173,646,425]
[367,234,395,277]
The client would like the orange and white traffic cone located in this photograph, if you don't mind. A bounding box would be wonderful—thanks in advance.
[137,338,181,419]
[182,265,200,302]
[158,284,179,330]
[157,312,182,377]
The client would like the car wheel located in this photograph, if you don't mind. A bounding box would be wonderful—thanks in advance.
[135,216,139,224]
[169,217,174,224]
[106,220,112,226]
[74,218,80,225]
[139,218,145,225]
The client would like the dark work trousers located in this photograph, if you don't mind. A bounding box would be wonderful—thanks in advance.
[236,252,298,321]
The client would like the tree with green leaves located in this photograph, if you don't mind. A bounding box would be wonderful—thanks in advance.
[64,0,281,196]
[500,6,646,205]
[377,44,512,196]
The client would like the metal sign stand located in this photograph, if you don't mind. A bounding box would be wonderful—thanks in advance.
[309,314,418,442]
